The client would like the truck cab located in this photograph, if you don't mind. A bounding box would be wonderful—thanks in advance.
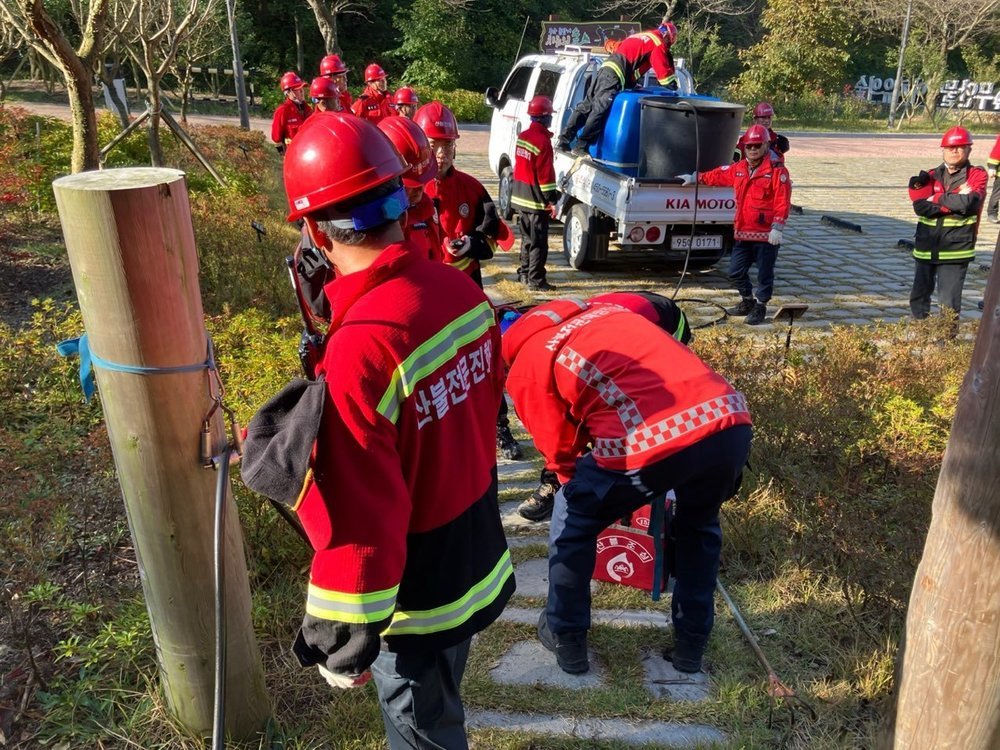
[485,48,739,270]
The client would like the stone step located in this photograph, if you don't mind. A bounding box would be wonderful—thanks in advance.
[498,605,667,630]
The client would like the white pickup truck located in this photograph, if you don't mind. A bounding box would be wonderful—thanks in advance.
[485,47,742,269]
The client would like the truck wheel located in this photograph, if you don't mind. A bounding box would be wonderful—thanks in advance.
[564,203,606,270]
[498,165,514,221]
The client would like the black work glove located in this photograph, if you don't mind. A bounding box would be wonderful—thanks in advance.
[908,171,930,190]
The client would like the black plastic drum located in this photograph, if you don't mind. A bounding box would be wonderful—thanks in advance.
[638,98,745,180]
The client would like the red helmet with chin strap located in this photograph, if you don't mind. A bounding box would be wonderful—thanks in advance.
[743,124,770,146]
[414,101,460,140]
[527,95,554,117]
[280,72,305,92]
[309,77,339,101]
[658,21,678,45]
[319,54,348,77]
[393,87,419,106]
[365,63,387,82]
[283,112,407,221]
[940,126,973,147]
[753,101,775,118]
[378,116,438,187]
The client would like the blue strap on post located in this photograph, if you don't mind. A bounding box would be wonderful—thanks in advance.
[57,333,215,402]
[648,494,666,602]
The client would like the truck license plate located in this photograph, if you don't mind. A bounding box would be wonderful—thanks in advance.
[670,235,723,250]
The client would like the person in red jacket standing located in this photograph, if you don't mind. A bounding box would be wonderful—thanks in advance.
[352,63,394,122]
[512,95,560,291]
[319,54,353,113]
[378,115,442,262]
[734,102,790,162]
[415,100,523,460]
[281,111,514,747]
[392,87,420,119]
[309,77,341,112]
[271,72,312,154]
[558,19,678,154]
[502,298,752,675]
[680,124,792,325]
[907,126,987,323]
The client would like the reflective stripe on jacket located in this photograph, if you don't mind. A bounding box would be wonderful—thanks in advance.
[294,244,513,674]
[911,162,987,263]
[602,29,676,87]
[502,298,750,484]
[512,121,559,212]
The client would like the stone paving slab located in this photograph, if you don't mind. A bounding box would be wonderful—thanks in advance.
[490,640,605,689]
[641,649,713,703]
[500,500,549,531]
[466,709,727,747]
[499,605,668,630]
[513,557,596,599]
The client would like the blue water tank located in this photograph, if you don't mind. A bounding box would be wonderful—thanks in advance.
[591,86,679,176]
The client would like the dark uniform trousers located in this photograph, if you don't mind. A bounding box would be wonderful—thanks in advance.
[546,425,752,647]
[729,241,779,304]
[910,260,969,318]
[560,66,623,147]
[517,211,550,285]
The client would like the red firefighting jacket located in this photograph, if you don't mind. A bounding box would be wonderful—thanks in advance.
[425,166,499,278]
[271,98,312,145]
[339,89,353,113]
[699,155,791,242]
[512,120,560,213]
[351,86,394,122]
[292,242,513,677]
[602,29,676,88]
[908,162,987,263]
[734,127,789,162]
[988,135,1000,172]
[502,298,751,485]
[401,192,443,262]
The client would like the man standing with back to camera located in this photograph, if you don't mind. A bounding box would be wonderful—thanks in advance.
[281,111,514,749]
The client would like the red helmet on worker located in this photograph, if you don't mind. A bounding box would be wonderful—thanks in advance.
[378,116,438,187]
[309,77,339,101]
[365,63,387,82]
[280,72,305,92]
[743,124,770,145]
[753,102,775,119]
[319,54,348,77]
[393,87,420,106]
[940,126,973,148]
[658,20,678,45]
[527,95,554,118]
[414,101,460,140]
[283,112,408,222]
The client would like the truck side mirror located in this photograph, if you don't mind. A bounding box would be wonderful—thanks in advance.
[484,86,506,109]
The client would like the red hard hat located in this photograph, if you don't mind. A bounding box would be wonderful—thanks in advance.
[414,101,460,140]
[319,54,348,77]
[658,21,678,45]
[280,72,305,91]
[309,77,339,100]
[743,124,769,145]
[283,112,407,221]
[941,126,973,147]
[393,87,420,106]
[527,95,554,117]
[378,116,438,187]
[753,101,775,118]
[365,63,387,82]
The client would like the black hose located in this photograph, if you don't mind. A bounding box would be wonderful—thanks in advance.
[670,98,701,301]
[673,296,729,329]
[212,445,231,750]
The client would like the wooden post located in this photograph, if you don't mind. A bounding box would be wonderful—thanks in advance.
[51,168,271,739]
[889,263,1000,748]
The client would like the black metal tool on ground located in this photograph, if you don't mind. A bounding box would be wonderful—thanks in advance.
[772,303,808,360]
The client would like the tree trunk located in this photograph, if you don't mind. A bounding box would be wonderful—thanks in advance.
[51,167,271,740]
[889,263,1000,748]
[147,85,164,167]
[305,0,340,54]
[63,62,100,172]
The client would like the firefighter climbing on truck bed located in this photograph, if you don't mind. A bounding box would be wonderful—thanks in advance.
[558,17,678,154]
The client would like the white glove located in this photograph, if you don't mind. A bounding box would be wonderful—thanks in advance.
[768,227,783,246]
[318,664,371,689]
[989,166,997,179]
[447,236,472,258]
[677,172,697,186]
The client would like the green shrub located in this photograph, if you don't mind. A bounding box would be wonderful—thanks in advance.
[418,87,491,123]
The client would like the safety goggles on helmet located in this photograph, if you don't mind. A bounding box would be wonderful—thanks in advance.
[321,184,408,231]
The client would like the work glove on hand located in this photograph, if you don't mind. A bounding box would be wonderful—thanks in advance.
[447,236,472,258]
[989,166,997,179]
[768,227,783,246]
[677,172,697,186]
[547,204,558,219]
[907,170,930,190]
[318,664,371,690]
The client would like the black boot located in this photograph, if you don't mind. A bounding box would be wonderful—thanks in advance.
[518,470,559,521]
[744,302,767,325]
[496,421,523,460]
[665,633,707,673]
[726,297,755,316]
[538,611,589,674]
